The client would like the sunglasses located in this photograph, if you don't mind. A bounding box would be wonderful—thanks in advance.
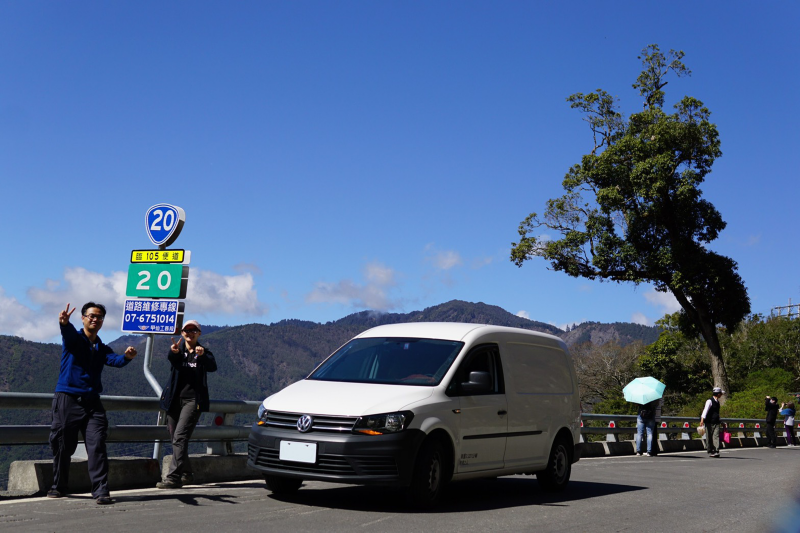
[183,328,200,334]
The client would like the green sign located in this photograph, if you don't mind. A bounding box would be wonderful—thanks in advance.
[126,264,189,298]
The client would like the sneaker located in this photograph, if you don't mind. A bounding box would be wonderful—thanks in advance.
[180,473,195,485]
[156,480,183,489]
[635,452,643,456]
[645,452,653,457]
[712,452,720,457]
[46,489,64,498]
[95,496,114,505]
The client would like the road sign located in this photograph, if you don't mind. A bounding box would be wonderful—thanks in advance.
[121,299,184,334]
[126,264,189,298]
[131,249,189,264]
[145,204,185,247]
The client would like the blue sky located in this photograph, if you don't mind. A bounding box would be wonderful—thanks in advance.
[1,2,797,343]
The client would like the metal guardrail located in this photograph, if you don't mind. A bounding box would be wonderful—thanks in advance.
[0,392,783,446]
[580,414,779,441]
[0,392,260,448]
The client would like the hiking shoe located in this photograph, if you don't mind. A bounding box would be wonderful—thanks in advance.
[95,496,114,505]
[46,489,64,498]
[180,473,195,485]
[156,480,183,489]
[711,452,720,457]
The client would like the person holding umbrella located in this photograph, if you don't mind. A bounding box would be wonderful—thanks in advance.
[623,377,666,457]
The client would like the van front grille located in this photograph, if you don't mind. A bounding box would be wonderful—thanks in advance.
[265,411,358,433]
[248,444,398,477]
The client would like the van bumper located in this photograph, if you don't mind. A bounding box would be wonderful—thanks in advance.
[247,424,427,487]
[572,442,582,463]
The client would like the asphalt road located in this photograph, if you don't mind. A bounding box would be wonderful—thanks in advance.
[2,446,798,533]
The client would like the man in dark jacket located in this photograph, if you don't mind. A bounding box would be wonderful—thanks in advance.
[49,302,138,504]
[765,396,780,448]
[157,320,217,489]
[700,387,725,457]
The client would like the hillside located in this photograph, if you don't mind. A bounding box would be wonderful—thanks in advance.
[562,321,660,347]
[0,300,659,405]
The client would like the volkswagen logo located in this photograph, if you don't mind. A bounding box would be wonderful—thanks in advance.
[297,414,313,433]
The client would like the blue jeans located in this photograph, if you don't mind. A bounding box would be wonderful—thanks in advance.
[636,416,656,453]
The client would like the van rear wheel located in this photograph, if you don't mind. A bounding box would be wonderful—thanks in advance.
[407,438,447,508]
[264,475,303,494]
[537,439,571,492]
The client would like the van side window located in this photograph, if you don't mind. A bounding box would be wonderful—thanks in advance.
[447,344,504,396]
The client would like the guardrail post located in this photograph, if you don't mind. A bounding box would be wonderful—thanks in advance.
[579,421,584,443]
[681,422,690,440]
[738,423,746,439]
[754,423,762,439]
[659,422,668,440]
[606,421,617,442]
[206,413,236,455]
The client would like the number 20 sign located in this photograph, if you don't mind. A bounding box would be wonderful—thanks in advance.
[126,264,188,298]
[146,203,186,247]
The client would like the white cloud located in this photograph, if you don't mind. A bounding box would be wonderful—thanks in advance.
[745,234,761,246]
[644,289,681,315]
[187,270,267,315]
[424,243,463,271]
[516,310,530,319]
[306,261,400,311]
[0,267,267,342]
[233,262,263,276]
[631,312,651,326]
[471,256,493,269]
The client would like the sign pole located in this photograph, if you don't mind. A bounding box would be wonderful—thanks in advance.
[127,203,189,463]
[146,243,168,460]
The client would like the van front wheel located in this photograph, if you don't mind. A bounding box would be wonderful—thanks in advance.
[537,439,571,492]
[264,475,303,494]
[407,438,447,508]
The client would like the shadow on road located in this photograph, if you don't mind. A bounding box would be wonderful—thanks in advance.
[266,476,646,513]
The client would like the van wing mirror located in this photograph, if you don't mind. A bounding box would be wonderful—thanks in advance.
[461,371,492,394]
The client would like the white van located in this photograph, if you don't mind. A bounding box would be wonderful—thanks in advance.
[247,322,582,506]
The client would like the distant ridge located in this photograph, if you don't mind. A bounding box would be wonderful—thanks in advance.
[331,300,563,336]
[0,300,659,402]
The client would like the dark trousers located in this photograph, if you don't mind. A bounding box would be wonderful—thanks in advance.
[165,397,201,482]
[786,425,795,445]
[706,423,721,454]
[49,392,110,498]
[766,421,777,446]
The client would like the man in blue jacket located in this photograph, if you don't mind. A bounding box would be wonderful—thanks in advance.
[48,302,138,505]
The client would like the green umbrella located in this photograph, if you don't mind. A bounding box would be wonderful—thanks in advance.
[623,376,666,404]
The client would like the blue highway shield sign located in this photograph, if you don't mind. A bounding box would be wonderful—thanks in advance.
[145,204,186,247]
[121,299,185,334]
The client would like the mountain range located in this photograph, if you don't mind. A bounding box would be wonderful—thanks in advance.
[0,300,659,403]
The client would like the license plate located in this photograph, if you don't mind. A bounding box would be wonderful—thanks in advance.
[279,441,317,464]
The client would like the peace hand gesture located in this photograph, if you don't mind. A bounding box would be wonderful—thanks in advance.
[59,303,76,325]
[170,337,183,353]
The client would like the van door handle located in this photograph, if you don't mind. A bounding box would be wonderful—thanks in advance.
[498,410,507,416]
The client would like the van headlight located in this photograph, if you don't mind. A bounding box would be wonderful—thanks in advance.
[353,411,414,435]
[257,403,268,425]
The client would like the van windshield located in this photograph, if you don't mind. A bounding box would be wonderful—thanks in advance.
[309,337,464,386]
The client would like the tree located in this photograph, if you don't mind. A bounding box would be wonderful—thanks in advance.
[511,45,750,402]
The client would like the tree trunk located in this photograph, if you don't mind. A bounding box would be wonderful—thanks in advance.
[671,289,731,404]
[701,326,730,405]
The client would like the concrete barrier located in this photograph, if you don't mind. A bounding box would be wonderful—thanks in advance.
[161,453,260,484]
[8,456,161,494]
[7,453,258,495]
